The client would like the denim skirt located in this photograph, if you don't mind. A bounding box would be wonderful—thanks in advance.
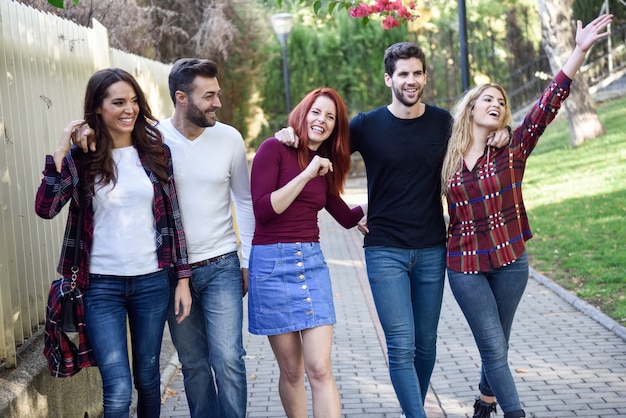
[248,242,336,335]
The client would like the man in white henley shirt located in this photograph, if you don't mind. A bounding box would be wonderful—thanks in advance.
[162,58,254,418]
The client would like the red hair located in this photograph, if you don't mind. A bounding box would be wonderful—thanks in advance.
[288,88,351,196]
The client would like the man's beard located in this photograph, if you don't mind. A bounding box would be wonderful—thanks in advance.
[186,100,216,128]
[392,84,422,108]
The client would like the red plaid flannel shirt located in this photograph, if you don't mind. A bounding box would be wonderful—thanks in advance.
[36,144,191,376]
[446,71,571,273]
[44,277,96,377]
[35,146,191,290]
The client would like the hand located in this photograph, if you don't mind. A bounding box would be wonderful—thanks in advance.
[173,278,192,323]
[57,120,86,154]
[275,126,299,148]
[303,155,333,179]
[53,120,86,172]
[357,214,369,235]
[241,268,249,297]
[576,14,613,53]
[72,123,97,153]
[486,126,511,148]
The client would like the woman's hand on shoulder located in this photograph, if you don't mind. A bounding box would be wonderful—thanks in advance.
[53,120,86,172]
[486,126,511,148]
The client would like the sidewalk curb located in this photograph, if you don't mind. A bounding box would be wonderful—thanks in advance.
[160,352,181,396]
[529,266,626,342]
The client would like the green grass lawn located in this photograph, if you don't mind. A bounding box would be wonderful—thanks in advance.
[523,96,626,326]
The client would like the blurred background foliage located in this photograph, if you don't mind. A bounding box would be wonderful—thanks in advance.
[27,0,626,149]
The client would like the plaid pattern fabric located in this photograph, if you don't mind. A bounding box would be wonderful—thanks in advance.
[44,277,96,377]
[446,71,571,273]
[36,144,191,376]
[34,146,191,291]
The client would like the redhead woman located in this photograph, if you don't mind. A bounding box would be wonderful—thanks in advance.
[248,87,366,418]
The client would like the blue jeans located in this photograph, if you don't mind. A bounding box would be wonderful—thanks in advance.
[167,252,247,418]
[84,270,170,418]
[364,245,446,418]
[447,252,529,417]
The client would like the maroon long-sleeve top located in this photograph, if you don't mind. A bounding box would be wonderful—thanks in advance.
[251,138,363,245]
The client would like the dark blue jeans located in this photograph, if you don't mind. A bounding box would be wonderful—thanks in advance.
[447,252,529,417]
[364,245,446,418]
[84,270,170,418]
[167,252,247,418]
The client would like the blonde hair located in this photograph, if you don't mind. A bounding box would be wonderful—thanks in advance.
[441,83,513,192]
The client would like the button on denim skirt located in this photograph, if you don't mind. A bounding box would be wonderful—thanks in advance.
[248,242,336,335]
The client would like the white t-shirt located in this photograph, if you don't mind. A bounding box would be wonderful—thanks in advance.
[158,119,254,268]
[89,146,159,275]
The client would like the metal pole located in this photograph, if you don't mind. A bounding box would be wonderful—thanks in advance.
[458,0,470,92]
[279,36,291,114]
[271,13,294,118]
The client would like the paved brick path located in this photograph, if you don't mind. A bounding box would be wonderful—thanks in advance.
[156,179,626,418]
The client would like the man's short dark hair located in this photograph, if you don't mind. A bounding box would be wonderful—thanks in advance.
[168,58,219,104]
[384,42,427,77]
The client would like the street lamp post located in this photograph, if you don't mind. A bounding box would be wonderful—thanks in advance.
[271,13,294,116]
[457,0,470,92]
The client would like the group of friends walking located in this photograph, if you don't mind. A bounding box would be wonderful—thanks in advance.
[35,13,612,418]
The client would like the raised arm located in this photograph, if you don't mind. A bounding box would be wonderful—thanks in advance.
[562,14,613,79]
[35,121,85,219]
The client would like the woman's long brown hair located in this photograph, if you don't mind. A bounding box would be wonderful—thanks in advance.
[82,68,168,195]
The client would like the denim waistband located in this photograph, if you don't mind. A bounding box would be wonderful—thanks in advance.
[189,251,238,270]
[89,269,166,280]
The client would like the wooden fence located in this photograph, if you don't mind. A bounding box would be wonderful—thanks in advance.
[0,0,173,368]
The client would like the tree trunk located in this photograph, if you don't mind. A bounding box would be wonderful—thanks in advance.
[536,0,605,147]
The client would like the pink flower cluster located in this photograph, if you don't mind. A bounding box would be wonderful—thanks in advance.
[349,0,419,29]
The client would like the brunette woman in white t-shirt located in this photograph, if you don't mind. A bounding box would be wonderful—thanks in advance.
[35,68,192,417]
